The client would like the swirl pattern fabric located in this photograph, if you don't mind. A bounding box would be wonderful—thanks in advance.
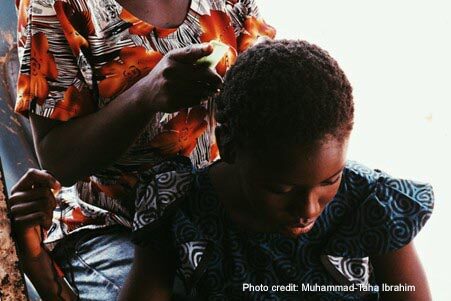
[321,255,371,288]
[133,157,193,244]
[164,161,434,300]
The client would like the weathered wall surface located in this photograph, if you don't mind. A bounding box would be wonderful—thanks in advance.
[0,160,28,301]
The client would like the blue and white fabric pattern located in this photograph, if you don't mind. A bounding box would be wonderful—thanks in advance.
[133,160,434,300]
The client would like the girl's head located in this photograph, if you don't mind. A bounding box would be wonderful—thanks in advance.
[215,39,354,236]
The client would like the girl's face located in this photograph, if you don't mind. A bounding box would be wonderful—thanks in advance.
[234,137,349,237]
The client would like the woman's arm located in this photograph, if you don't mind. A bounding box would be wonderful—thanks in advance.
[31,44,222,186]
[371,241,432,301]
[9,169,77,301]
[21,248,77,301]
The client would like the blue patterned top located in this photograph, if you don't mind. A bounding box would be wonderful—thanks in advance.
[133,159,434,300]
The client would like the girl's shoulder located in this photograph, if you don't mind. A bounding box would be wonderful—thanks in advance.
[324,161,434,258]
[341,161,434,206]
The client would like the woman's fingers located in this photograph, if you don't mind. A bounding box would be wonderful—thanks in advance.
[167,66,222,97]
[13,212,46,229]
[184,80,220,100]
[11,204,54,230]
[10,197,55,216]
[145,44,223,112]
[10,187,56,207]
[11,168,61,194]
[9,187,56,230]
[168,43,213,64]
[164,44,222,89]
[163,60,222,86]
[189,67,223,88]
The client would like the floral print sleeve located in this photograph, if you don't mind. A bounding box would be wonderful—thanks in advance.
[15,0,97,121]
[234,0,277,52]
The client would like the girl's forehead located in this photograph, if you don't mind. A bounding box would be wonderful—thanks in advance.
[240,138,348,184]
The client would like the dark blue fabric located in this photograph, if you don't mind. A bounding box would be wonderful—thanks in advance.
[169,161,434,300]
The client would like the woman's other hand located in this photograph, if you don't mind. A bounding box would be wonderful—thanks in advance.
[138,43,223,113]
[9,169,61,258]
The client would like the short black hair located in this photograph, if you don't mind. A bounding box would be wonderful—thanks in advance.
[215,39,354,154]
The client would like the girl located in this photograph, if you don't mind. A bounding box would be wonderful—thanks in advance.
[121,39,434,300]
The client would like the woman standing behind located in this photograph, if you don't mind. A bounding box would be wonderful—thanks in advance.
[14,0,275,299]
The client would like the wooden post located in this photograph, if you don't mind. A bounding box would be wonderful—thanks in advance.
[0,158,28,301]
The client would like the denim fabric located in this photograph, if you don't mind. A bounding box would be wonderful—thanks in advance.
[52,226,134,301]
[26,225,190,300]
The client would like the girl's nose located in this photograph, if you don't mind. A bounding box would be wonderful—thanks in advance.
[292,191,321,220]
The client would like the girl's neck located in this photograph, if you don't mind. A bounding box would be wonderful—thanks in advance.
[208,162,274,233]
[208,161,242,209]
[116,0,192,29]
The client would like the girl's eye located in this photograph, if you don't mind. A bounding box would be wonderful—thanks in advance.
[265,185,294,194]
[321,174,342,186]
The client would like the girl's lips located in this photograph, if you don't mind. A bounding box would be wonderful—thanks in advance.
[290,218,316,228]
[280,224,312,237]
[279,219,317,237]
[293,222,314,230]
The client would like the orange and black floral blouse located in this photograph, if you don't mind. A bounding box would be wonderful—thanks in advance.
[14,0,275,244]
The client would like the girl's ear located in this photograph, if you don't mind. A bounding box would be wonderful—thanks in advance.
[215,125,235,164]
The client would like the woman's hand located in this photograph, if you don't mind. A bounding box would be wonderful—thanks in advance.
[137,43,223,113]
[9,169,61,258]
[9,170,77,300]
